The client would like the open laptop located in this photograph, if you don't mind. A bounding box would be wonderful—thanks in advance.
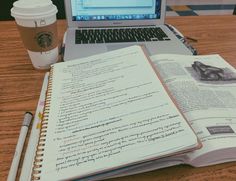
[63,0,192,61]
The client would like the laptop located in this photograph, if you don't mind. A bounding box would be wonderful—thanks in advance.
[63,0,192,61]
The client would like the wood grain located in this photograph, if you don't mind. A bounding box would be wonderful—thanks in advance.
[0,16,236,181]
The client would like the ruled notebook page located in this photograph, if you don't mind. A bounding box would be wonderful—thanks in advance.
[34,46,199,181]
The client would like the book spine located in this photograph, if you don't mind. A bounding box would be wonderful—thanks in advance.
[31,67,54,181]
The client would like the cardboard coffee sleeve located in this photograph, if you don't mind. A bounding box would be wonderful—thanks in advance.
[17,22,58,52]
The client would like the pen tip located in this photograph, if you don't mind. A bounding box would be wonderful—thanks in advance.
[25,112,33,116]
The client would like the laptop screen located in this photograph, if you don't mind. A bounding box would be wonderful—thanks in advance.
[71,0,162,21]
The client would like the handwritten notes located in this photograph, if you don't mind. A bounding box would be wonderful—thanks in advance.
[40,46,198,180]
[55,115,184,172]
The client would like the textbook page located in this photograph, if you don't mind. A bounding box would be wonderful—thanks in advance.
[151,54,236,167]
[35,46,199,181]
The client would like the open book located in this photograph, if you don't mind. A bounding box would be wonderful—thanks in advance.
[151,53,236,166]
[30,45,236,180]
[31,46,200,181]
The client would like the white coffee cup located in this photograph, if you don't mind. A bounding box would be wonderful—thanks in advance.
[11,0,58,70]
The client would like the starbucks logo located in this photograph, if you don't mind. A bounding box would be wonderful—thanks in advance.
[36,31,53,48]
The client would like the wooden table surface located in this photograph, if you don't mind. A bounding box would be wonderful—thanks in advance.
[1,15,236,181]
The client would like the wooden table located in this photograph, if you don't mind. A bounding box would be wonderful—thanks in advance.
[1,15,236,181]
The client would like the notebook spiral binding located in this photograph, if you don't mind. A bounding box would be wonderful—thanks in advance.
[31,67,54,181]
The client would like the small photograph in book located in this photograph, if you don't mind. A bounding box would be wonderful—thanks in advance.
[186,61,236,83]
[206,125,235,135]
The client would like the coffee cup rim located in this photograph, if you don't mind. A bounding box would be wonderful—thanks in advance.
[11,5,58,20]
[11,0,58,19]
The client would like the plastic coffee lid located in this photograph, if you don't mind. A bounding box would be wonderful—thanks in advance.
[11,0,58,19]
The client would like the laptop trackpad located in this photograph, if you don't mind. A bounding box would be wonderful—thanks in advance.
[107,44,136,51]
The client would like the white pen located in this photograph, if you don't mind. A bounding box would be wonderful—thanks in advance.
[7,112,33,181]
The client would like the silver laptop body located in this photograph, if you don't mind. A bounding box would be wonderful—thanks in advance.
[64,0,192,61]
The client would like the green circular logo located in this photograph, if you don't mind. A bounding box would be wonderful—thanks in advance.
[36,31,53,48]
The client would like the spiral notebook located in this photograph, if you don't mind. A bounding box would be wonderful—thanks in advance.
[31,46,199,181]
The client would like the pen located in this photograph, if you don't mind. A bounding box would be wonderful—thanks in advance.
[185,36,198,42]
[7,112,33,181]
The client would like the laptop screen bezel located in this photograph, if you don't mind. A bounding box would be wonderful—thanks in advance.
[64,0,166,28]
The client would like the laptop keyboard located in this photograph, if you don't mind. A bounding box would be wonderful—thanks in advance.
[75,27,170,44]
